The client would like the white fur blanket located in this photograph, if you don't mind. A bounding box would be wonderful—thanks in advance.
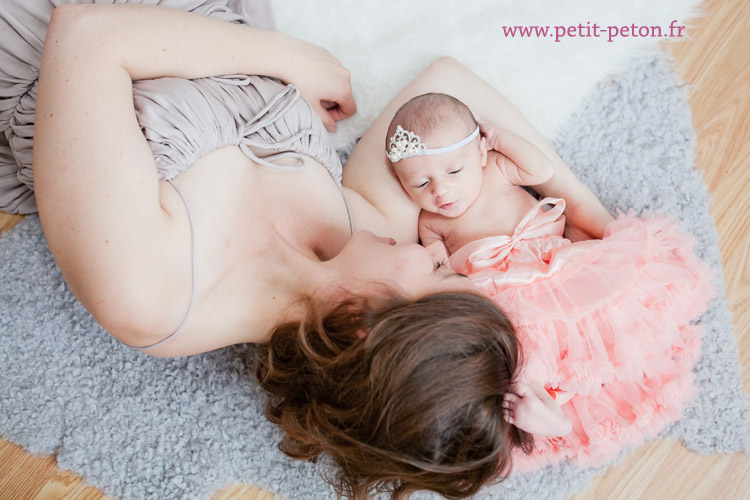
[273,0,703,149]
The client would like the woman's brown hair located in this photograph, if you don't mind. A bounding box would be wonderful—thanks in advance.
[254,291,533,499]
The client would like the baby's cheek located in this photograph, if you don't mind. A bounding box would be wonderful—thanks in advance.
[409,189,425,205]
[418,195,437,212]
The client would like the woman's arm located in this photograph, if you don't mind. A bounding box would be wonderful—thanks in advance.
[34,4,353,343]
[43,5,355,128]
[343,57,613,243]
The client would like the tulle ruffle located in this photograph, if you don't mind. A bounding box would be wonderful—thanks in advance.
[455,204,716,472]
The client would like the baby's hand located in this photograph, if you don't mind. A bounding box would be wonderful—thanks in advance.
[424,239,449,265]
[479,124,553,186]
[479,122,502,152]
[503,382,572,437]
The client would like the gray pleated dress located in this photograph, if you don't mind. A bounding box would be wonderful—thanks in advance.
[0,0,344,215]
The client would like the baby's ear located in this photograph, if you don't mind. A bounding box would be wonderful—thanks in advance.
[480,137,488,167]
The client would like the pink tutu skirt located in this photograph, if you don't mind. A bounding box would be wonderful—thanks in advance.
[449,198,716,471]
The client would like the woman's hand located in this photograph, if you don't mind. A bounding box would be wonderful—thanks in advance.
[503,381,572,437]
[279,34,357,132]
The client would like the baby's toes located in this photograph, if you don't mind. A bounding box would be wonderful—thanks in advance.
[504,393,519,406]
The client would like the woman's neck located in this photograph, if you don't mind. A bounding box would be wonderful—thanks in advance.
[266,231,349,323]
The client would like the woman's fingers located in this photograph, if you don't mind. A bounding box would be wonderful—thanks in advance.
[321,99,350,123]
[312,103,337,131]
[309,82,356,131]
[280,35,356,130]
[315,93,357,131]
[326,94,357,122]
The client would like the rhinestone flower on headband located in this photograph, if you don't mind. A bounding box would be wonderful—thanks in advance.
[386,125,480,163]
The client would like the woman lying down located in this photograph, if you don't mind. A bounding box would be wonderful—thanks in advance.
[0,1,714,498]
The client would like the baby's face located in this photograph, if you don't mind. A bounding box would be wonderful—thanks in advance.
[393,129,487,217]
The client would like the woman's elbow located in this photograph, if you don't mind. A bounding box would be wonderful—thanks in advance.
[84,282,168,349]
[47,4,106,48]
[415,57,472,94]
[48,4,88,34]
[426,56,464,74]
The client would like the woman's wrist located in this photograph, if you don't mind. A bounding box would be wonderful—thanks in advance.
[266,31,307,84]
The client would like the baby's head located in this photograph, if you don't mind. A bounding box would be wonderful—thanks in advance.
[386,93,487,217]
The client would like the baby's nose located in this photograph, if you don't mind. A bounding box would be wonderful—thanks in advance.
[432,181,448,197]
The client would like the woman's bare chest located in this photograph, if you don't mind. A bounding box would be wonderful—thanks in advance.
[173,146,349,256]
[150,146,353,350]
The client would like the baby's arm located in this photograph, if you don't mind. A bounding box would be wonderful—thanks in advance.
[484,125,602,241]
[419,213,450,261]
[503,382,572,437]
[484,127,553,186]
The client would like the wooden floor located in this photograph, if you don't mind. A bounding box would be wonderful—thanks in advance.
[1,0,748,498]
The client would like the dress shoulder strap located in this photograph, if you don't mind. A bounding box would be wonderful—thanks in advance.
[123,179,196,352]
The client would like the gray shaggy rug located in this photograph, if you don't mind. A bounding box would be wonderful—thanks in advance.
[1,51,748,500]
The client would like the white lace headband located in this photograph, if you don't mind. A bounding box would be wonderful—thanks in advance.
[386,125,480,163]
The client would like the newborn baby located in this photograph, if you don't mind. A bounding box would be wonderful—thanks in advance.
[385,92,557,262]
